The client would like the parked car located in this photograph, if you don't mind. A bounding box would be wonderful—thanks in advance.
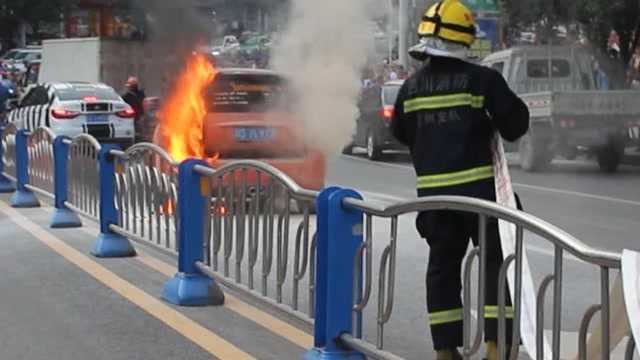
[6,82,135,147]
[211,35,240,56]
[0,49,23,68]
[3,49,41,73]
[344,80,407,160]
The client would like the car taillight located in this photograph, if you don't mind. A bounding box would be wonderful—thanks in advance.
[380,106,394,121]
[560,119,576,128]
[116,108,136,119]
[51,108,80,119]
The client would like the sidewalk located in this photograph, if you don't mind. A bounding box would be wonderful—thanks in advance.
[0,194,309,360]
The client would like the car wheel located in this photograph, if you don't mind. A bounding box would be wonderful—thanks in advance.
[519,133,552,172]
[563,146,578,161]
[597,145,622,173]
[342,142,355,155]
[366,131,382,161]
[290,199,317,215]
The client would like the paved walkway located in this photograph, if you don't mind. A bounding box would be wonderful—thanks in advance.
[0,194,310,360]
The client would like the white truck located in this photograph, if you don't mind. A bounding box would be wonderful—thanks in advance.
[482,46,640,172]
[38,37,178,97]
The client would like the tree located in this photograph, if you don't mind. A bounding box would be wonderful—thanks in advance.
[502,0,640,63]
[0,0,70,49]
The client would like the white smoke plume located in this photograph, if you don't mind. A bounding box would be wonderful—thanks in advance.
[272,0,374,155]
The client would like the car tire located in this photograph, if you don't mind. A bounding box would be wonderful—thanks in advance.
[366,130,383,161]
[290,199,317,215]
[519,133,552,172]
[597,145,622,173]
[342,142,355,155]
[563,146,578,161]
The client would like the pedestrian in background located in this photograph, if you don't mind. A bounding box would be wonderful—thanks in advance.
[627,47,640,89]
[390,0,530,359]
[122,76,146,142]
[0,78,11,124]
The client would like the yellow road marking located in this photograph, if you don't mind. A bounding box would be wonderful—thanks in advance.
[135,253,314,348]
[78,225,313,348]
[0,201,255,360]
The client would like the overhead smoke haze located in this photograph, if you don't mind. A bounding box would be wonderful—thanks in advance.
[128,0,210,95]
[272,0,376,155]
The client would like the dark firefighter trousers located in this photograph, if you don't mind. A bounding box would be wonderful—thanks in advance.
[417,210,513,350]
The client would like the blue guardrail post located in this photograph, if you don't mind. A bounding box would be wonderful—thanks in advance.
[305,187,365,360]
[162,159,224,306]
[91,144,135,257]
[50,136,82,228]
[10,129,39,207]
[0,126,15,193]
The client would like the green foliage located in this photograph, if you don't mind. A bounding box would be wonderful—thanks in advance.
[1,0,69,27]
[503,0,640,61]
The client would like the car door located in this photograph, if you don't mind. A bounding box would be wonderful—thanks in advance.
[8,87,37,129]
[11,85,51,131]
[360,85,382,139]
[24,86,51,131]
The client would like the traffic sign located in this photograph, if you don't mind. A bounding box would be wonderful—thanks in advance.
[463,0,498,13]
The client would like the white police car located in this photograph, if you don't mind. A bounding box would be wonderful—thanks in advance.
[7,82,135,146]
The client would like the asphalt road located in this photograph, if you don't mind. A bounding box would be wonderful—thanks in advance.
[324,152,640,359]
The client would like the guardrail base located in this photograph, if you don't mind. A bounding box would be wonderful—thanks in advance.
[50,207,82,228]
[10,189,40,208]
[91,232,136,258]
[303,348,365,360]
[0,176,15,193]
[162,273,225,306]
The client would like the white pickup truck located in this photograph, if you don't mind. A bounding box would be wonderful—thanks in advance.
[482,46,640,172]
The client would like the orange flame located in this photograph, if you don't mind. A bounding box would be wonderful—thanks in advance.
[158,54,217,162]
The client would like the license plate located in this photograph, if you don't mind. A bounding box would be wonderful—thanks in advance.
[87,114,108,123]
[234,127,276,142]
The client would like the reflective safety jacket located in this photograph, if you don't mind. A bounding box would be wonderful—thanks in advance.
[390,56,529,199]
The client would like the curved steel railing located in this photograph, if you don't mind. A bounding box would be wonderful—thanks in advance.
[4,129,631,359]
[26,127,56,197]
[65,135,102,220]
[1,123,17,180]
[340,195,623,360]
[194,161,319,327]
[110,144,179,255]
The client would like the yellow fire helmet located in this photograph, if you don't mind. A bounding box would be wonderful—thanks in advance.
[417,0,476,48]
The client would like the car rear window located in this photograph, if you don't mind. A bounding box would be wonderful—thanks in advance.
[383,85,401,106]
[13,52,30,60]
[207,74,291,113]
[1,50,20,60]
[527,59,571,78]
[55,86,121,101]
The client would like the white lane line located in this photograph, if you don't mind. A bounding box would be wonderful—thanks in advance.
[512,183,640,207]
[339,155,415,171]
[340,155,640,207]
[358,190,412,203]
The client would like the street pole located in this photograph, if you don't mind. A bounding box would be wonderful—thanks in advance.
[399,0,409,66]
[388,0,394,62]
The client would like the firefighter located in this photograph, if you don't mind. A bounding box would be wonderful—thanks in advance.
[389,1,530,359]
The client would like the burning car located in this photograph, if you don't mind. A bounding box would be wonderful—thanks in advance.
[154,55,325,191]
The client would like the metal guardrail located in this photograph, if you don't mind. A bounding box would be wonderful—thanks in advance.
[65,135,101,220]
[1,127,637,360]
[193,161,319,327]
[339,195,624,360]
[1,123,17,181]
[110,144,179,255]
[26,128,55,197]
